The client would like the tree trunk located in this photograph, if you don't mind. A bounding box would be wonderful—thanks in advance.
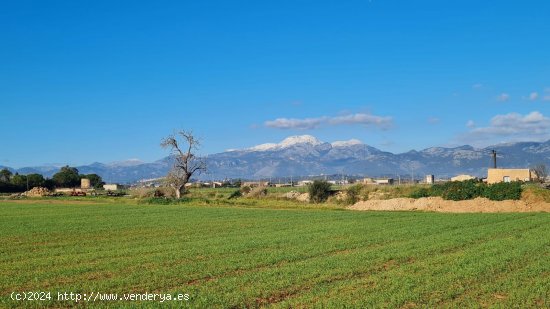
[175,185,183,199]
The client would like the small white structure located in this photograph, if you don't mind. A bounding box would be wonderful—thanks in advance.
[297,180,314,187]
[375,178,394,185]
[103,184,119,191]
[81,178,91,189]
[425,175,434,184]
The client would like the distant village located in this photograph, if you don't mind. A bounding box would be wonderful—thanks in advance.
[130,166,541,191]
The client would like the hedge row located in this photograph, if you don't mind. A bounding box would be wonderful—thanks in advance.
[409,180,522,201]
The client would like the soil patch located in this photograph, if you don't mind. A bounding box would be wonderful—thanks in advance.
[349,197,550,213]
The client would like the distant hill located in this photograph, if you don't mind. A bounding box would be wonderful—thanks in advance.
[205,136,550,180]
[3,136,549,183]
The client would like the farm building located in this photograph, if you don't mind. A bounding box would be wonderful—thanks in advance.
[425,175,434,184]
[375,178,394,185]
[362,178,394,185]
[103,184,119,191]
[297,180,314,186]
[487,168,535,184]
[241,181,270,188]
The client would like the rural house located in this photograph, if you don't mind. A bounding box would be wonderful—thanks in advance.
[487,168,535,184]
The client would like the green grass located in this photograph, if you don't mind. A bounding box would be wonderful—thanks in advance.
[1,201,549,308]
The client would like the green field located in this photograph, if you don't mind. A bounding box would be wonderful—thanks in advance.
[1,200,549,308]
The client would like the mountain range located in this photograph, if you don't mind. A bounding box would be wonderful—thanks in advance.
[2,135,549,183]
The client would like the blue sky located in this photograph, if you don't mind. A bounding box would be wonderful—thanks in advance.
[1,0,549,167]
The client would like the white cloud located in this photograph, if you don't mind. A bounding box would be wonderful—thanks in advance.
[264,117,325,130]
[328,113,393,128]
[466,120,476,128]
[265,113,393,130]
[529,92,539,101]
[497,93,510,102]
[461,111,550,145]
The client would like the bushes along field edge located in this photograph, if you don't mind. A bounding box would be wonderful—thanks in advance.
[408,180,523,201]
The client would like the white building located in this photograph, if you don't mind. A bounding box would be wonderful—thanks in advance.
[103,184,119,191]
[425,175,434,184]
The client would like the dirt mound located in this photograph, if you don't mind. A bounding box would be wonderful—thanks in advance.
[349,197,550,213]
[23,187,51,197]
[247,186,268,198]
[296,193,310,202]
[282,191,302,199]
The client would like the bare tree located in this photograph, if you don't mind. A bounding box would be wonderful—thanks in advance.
[161,130,207,198]
[532,163,548,183]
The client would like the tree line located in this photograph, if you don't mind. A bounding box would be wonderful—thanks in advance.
[0,166,104,193]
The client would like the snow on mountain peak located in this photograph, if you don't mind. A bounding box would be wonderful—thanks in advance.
[248,143,279,151]
[279,135,322,147]
[244,135,368,152]
[246,135,322,152]
[331,139,363,147]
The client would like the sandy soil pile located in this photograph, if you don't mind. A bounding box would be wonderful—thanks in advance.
[349,197,550,213]
[282,191,302,199]
[296,193,310,202]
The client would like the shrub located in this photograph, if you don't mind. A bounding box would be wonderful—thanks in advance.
[228,190,242,199]
[408,180,485,201]
[409,180,523,201]
[248,186,268,198]
[427,183,446,197]
[441,180,484,201]
[0,182,21,193]
[240,186,251,194]
[308,180,332,203]
[483,182,522,201]
[129,187,154,198]
[408,187,431,199]
[345,184,363,205]
[130,187,175,199]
